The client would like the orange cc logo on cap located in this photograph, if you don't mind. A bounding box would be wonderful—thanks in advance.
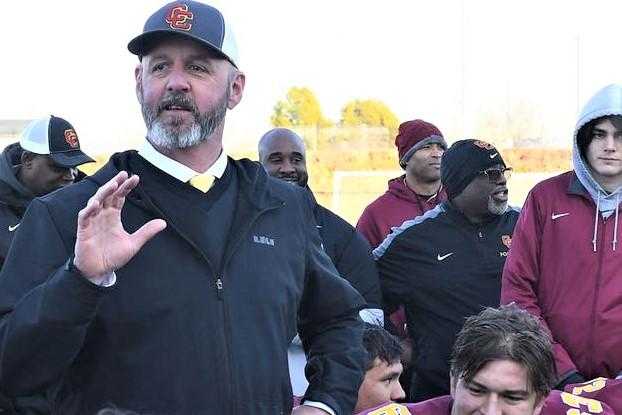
[501,235,512,249]
[165,4,194,31]
[64,129,79,148]
[473,140,495,150]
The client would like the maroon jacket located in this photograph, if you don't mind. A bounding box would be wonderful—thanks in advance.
[353,390,616,415]
[502,172,622,380]
[356,176,446,248]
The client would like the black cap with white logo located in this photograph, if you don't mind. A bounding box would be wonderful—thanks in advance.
[19,115,95,168]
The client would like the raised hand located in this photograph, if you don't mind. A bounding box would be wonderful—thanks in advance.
[73,171,166,281]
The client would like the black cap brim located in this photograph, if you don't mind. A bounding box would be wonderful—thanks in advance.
[50,151,95,168]
[127,30,236,67]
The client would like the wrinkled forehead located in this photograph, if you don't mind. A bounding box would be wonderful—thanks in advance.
[369,357,403,374]
[141,35,224,62]
[265,135,306,157]
[468,359,532,393]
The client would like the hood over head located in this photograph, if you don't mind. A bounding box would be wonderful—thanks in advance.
[573,84,622,214]
[573,84,622,251]
[0,143,36,209]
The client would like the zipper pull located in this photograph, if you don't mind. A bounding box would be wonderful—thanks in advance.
[216,277,224,300]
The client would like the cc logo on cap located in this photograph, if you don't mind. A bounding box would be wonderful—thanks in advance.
[64,129,79,148]
[166,4,194,31]
[473,140,495,150]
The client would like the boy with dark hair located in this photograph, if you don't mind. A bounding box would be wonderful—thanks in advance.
[503,84,622,387]
[354,325,406,413]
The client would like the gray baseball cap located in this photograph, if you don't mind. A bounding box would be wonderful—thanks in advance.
[128,1,239,68]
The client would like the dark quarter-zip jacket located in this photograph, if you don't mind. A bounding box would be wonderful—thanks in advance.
[0,151,366,415]
[374,202,519,401]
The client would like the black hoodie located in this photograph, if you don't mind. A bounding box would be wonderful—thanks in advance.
[0,143,34,267]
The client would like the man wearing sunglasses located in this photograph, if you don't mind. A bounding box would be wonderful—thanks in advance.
[374,139,520,402]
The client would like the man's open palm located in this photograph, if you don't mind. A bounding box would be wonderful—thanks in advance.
[74,171,166,280]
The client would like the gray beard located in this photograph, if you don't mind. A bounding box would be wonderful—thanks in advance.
[488,197,508,215]
[140,89,228,151]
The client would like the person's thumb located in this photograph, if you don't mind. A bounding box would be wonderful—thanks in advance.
[131,219,167,250]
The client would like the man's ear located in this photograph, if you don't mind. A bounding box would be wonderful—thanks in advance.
[20,151,36,168]
[135,64,143,102]
[227,69,245,110]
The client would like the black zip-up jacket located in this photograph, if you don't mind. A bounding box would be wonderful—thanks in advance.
[374,202,519,401]
[0,151,366,415]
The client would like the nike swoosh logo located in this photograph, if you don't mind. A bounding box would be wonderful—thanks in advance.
[551,212,570,220]
[489,153,498,159]
[437,252,454,261]
[8,223,20,232]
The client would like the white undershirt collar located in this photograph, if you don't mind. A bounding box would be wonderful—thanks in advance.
[138,140,227,183]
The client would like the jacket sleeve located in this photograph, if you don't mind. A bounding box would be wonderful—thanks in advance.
[501,191,578,379]
[333,230,382,311]
[298,199,367,415]
[375,236,415,316]
[0,199,106,396]
[356,207,382,248]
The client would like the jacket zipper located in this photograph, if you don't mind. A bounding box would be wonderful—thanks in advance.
[587,216,607,377]
[216,202,283,414]
[131,196,234,411]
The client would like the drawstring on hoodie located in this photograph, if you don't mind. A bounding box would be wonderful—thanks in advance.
[592,192,600,252]
[590,191,621,251]
[613,193,619,251]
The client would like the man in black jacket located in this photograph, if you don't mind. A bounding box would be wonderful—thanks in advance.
[0,115,93,267]
[374,139,519,402]
[258,127,382,396]
[0,2,366,414]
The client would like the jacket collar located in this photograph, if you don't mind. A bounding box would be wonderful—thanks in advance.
[568,171,591,199]
[138,140,227,182]
[88,152,284,213]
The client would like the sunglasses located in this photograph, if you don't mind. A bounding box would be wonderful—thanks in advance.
[479,167,513,183]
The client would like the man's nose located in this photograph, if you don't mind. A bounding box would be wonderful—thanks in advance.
[391,381,406,401]
[280,159,296,173]
[496,172,507,185]
[483,395,502,415]
[431,147,444,158]
[604,134,617,151]
[166,68,190,93]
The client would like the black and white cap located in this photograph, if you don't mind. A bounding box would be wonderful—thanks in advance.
[127,1,239,68]
[19,115,95,168]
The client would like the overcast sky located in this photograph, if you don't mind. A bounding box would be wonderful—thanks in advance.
[2,0,621,154]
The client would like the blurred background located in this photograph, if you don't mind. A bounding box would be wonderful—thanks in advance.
[1,0,620,223]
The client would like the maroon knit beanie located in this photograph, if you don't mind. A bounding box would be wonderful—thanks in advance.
[395,120,447,168]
